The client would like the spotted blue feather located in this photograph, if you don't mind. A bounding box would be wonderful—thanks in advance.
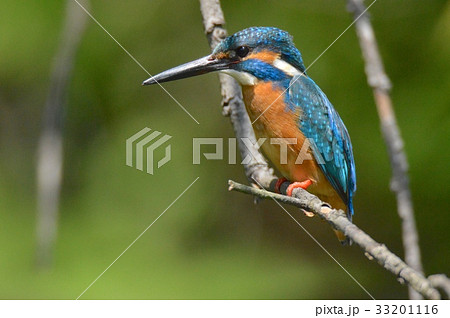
[288,75,356,218]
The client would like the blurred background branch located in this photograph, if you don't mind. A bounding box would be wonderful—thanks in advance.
[348,0,423,299]
[35,0,89,269]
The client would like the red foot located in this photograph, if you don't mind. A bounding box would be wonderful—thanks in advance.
[286,180,313,196]
[274,177,288,194]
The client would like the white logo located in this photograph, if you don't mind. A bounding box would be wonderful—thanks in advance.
[192,137,324,165]
[126,127,172,175]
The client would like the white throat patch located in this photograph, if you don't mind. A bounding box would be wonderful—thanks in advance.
[220,69,258,86]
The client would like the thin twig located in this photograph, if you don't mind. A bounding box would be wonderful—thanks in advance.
[228,180,441,300]
[348,0,423,299]
[36,0,89,268]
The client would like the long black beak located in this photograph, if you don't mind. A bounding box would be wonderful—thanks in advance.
[142,54,232,85]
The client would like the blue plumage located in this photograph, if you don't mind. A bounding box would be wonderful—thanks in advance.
[236,59,291,85]
[288,75,356,218]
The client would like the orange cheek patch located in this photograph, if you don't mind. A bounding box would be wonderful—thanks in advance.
[245,50,280,63]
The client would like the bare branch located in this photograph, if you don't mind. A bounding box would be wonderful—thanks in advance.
[348,0,423,299]
[36,0,89,268]
[228,180,441,300]
[199,0,276,187]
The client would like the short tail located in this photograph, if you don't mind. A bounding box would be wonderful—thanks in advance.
[325,194,353,245]
[340,198,354,245]
[334,229,352,245]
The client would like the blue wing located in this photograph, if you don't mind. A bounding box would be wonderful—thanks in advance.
[287,75,356,218]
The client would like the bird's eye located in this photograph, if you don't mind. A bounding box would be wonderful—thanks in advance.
[235,46,250,58]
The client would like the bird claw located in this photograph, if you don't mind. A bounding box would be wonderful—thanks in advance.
[286,180,315,217]
[286,180,313,196]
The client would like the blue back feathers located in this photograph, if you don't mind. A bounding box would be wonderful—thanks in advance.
[288,75,356,218]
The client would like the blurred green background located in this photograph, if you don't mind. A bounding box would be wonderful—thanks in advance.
[0,0,449,299]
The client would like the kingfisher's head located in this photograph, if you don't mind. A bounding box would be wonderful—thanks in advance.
[143,27,306,88]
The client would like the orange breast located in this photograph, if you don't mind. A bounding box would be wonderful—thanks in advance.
[242,82,347,211]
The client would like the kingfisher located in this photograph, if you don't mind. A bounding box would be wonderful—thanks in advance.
[143,27,356,244]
